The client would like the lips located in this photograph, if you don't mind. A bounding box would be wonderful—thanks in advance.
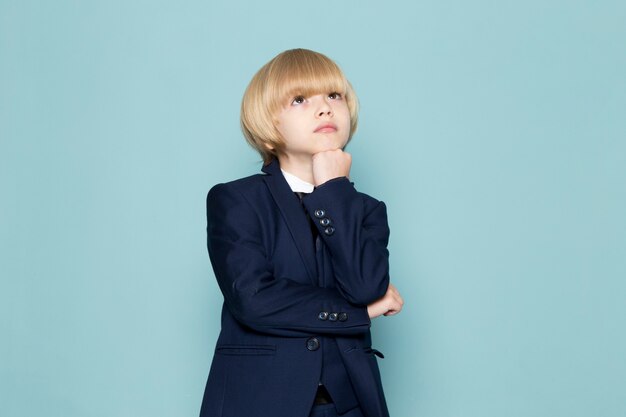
[314,123,337,133]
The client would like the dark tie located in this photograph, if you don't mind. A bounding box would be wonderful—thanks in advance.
[294,192,319,241]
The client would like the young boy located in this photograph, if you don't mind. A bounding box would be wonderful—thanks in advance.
[200,48,403,417]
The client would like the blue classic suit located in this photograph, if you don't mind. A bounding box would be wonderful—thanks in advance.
[199,159,391,417]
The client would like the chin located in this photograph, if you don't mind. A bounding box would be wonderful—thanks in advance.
[316,145,342,153]
[318,139,347,151]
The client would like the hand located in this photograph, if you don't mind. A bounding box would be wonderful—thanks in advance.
[367,283,404,319]
[312,149,352,186]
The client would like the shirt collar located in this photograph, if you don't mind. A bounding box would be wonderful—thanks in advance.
[281,169,315,193]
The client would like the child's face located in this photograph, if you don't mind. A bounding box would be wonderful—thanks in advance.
[276,91,351,159]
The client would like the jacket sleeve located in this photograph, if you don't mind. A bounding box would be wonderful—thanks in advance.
[302,177,390,306]
[206,183,371,337]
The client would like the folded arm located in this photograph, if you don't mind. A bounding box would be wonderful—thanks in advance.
[207,183,371,337]
[302,177,391,306]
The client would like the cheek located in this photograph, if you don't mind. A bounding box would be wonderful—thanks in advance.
[276,115,293,138]
[337,107,348,121]
[338,108,352,131]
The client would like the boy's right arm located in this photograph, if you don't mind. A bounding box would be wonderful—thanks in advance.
[206,183,371,338]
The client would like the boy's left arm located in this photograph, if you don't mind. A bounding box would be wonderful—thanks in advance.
[302,177,390,306]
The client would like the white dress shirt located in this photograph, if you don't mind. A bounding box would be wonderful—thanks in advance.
[281,169,315,193]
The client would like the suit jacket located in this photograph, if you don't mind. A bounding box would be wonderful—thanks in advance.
[199,159,391,417]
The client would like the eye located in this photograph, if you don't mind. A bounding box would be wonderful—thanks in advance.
[291,95,306,105]
[328,92,342,100]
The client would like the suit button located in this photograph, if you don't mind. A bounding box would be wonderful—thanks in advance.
[318,311,329,321]
[319,218,331,227]
[306,337,320,351]
[329,312,338,321]
[338,312,348,322]
[324,227,335,236]
[314,209,326,218]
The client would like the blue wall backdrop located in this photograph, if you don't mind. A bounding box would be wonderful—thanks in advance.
[1,1,625,416]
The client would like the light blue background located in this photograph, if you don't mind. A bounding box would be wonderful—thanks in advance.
[1,1,625,416]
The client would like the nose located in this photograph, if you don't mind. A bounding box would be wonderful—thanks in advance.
[314,96,333,117]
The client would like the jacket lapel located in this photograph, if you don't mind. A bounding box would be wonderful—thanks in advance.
[262,159,317,284]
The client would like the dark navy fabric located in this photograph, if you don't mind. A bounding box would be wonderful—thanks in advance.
[199,159,391,417]
[309,404,365,417]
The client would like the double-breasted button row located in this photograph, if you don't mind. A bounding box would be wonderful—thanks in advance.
[318,311,348,322]
[314,209,335,236]
[306,337,320,351]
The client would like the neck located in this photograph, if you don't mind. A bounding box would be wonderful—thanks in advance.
[277,154,314,184]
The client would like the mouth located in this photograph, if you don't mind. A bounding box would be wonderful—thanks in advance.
[314,123,338,133]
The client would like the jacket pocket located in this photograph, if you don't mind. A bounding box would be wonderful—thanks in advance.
[215,344,276,356]
[364,347,385,358]
[344,346,385,358]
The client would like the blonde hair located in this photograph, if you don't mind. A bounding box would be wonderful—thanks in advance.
[241,48,359,164]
